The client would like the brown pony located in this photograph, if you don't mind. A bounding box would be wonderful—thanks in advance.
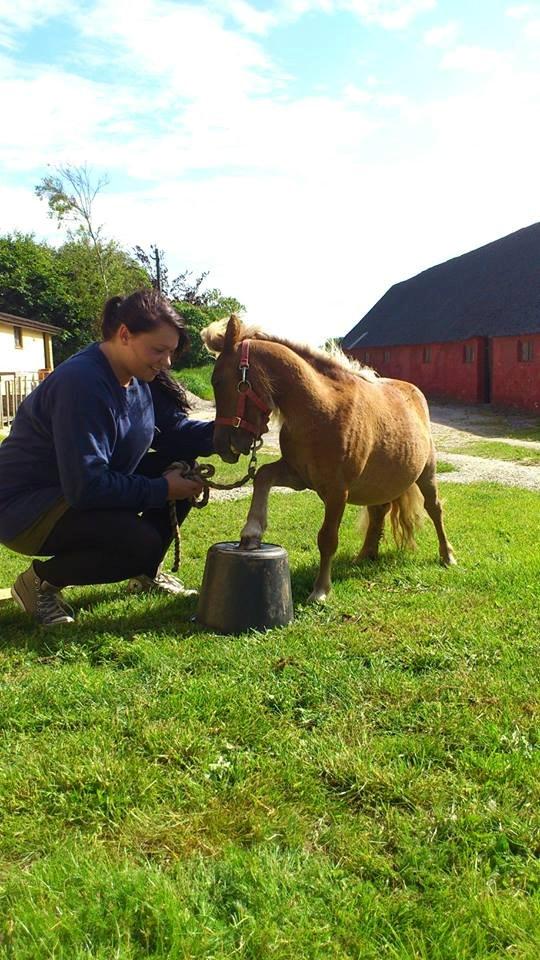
[202,315,456,602]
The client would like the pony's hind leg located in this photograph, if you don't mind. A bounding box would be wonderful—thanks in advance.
[415,460,456,566]
[358,503,391,560]
[309,492,347,603]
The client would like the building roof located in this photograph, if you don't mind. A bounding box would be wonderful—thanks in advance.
[342,222,540,350]
[0,311,63,336]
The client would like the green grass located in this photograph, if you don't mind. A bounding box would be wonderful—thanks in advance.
[440,440,540,465]
[489,423,540,443]
[1,483,540,958]
[174,364,215,401]
[435,460,456,473]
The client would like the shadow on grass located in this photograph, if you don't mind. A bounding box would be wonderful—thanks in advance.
[289,546,443,603]
[0,586,202,655]
[0,545,448,655]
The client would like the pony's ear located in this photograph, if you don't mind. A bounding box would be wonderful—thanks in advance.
[223,314,242,352]
[200,318,227,355]
[200,314,242,356]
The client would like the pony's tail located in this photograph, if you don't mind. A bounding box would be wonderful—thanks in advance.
[390,485,425,550]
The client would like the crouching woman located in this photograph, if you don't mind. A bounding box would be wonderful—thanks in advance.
[0,289,213,626]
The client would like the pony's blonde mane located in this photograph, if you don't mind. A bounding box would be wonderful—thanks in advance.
[201,316,379,383]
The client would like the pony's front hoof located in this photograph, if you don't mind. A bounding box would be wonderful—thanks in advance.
[440,551,457,566]
[240,535,262,551]
[307,588,329,603]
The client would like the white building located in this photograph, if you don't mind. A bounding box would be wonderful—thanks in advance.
[0,311,62,428]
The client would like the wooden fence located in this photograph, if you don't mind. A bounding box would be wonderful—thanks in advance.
[0,372,38,430]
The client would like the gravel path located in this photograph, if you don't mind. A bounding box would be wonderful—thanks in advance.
[436,453,540,491]
[429,403,540,491]
[189,394,540,495]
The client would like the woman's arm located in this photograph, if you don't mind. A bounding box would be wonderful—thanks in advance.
[49,373,169,511]
[150,380,215,462]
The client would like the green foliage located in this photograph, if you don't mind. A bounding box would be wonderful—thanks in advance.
[132,246,244,368]
[0,233,150,362]
[0,482,540,956]
[175,295,243,368]
[35,164,110,294]
[0,227,243,367]
[175,363,215,401]
[0,233,74,333]
[55,239,149,360]
[323,336,343,352]
[35,165,109,234]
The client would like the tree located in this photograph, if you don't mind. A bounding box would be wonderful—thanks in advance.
[133,245,244,366]
[174,290,244,367]
[35,164,110,294]
[0,233,150,362]
[32,164,152,357]
[0,233,75,335]
[323,336,343,353]
[133,245,168,294]
[55,239,150,359]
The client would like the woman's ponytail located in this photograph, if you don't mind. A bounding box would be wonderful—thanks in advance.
[102,296,124,339]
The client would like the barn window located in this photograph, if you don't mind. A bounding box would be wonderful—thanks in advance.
[463,345,475,363]
[13,326,23,349]
[383,349,391,362]
[422,346,431,363]
[518,341,534,362]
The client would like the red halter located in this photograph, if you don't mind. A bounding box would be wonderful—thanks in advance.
[214,340,272,437]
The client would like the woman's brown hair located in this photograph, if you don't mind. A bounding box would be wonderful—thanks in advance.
[102,289,190,411]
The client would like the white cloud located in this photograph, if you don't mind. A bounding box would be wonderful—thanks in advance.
[440,45,510,74]
[75,0,280,106]
[0,59,151,173]
[0,0,75,41]
[344,0,436,29]
[505,4,534,18]
[212,0,437,31]
[423,21,460,47]
[210,0,278,35]
[522,16,540,37]
[0,184,56,238]
[2,1,540,346]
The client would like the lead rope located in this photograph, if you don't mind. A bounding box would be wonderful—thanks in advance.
[167,439,262,572]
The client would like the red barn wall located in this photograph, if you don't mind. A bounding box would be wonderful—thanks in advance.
[349,334,540,411]
[491,334,540,411]
[350,337,486,403]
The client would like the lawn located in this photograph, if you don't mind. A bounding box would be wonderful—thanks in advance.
[438,440,540,465]
[1,481,539,958]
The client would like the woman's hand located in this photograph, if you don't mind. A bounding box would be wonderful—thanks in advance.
[164,466,204,501]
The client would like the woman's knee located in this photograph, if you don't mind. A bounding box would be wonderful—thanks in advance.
[122,520,165,572]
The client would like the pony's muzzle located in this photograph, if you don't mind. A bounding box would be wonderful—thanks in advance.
[213,424,252,462]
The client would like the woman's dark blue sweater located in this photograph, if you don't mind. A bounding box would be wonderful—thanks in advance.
[0,343,214,542]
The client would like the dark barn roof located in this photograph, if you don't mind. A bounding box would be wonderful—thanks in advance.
[343,222,540,349]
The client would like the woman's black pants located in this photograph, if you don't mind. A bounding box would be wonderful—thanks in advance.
[34,452,191,589]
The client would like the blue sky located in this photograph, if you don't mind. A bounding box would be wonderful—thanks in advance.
[1,0,540,344]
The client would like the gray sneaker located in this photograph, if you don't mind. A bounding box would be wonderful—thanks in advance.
[127,571,198,597]
[11,563,75,626]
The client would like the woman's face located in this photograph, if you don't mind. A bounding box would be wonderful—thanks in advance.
[121,322,181,381]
